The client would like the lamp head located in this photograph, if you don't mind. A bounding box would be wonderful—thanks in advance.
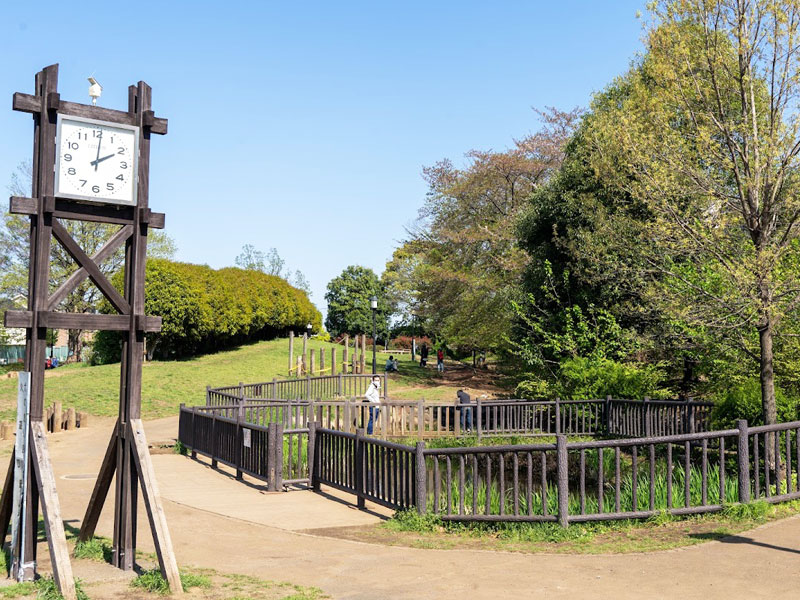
[88,77,102,105]
[370,296,378,310]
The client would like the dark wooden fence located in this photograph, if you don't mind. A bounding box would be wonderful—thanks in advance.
[195,395,713,440]
[314,428,418,511]
[206,373,388,406]
[180,401,800,526]
[178,405,311,490]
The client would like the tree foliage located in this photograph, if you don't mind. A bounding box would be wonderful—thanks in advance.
[93,260,320,362]
[325,265,389,338]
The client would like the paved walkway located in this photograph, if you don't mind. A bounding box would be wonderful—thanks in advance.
[5,417,800,599]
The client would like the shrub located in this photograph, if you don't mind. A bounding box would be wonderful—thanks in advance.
[711,379,800,429]
[94,260,321,363]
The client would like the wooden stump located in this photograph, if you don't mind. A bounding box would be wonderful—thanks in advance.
[66,408,76,430]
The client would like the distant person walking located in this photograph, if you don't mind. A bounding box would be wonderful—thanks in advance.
[437,348,444,372]
[420,343,429,367]
[364,375,381,435]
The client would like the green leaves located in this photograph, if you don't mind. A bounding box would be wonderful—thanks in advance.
[324,265,389,337]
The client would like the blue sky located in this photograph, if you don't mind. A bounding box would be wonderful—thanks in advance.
[0,1,644,315]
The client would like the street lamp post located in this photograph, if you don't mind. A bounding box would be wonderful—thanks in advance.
[370,296,378,375]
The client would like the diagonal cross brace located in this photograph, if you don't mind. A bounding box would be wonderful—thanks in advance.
[50,219,130,315]
[48,224,133,311]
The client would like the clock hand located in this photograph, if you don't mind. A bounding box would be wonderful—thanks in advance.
[93,131,103,171]
[90,153,116,167]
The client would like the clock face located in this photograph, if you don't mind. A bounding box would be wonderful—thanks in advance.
[54,115,139,206]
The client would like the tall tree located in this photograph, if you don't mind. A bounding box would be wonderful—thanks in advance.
[589,1,800,425]
[402,108,581,350]
[325,265,389,338]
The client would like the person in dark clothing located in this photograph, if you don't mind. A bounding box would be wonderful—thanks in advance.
[420,343,428,367]
[457,389,472,432]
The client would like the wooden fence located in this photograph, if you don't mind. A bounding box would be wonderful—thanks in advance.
[180,401,800,527]
[178,405,311,490]
[206,373,387,406]
[196,396,713,440]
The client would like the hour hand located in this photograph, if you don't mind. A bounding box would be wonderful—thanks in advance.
[90,153,115,167]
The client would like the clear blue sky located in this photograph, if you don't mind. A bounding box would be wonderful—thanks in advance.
[0,1,644,316]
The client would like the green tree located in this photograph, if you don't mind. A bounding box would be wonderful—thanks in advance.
[325,266,389,338]
[588,1,800,426]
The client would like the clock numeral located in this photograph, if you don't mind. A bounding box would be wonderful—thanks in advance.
[106,183,115,191]
[75,132,87,140]
[110,136,114,143]
[120,161,128,169]
[79,180,87,188]
[116,174,124,181]
[91,185,100,194]
[67,168,76,176]
[68,142,79,150]
[64,153,72,162]
[93,130,102,138]
[117,147,125,155]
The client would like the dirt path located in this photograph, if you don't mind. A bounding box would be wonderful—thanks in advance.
[6,417,800,599]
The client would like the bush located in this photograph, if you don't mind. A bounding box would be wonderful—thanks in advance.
[516,357,671,400]
[93,260,321,363]
[711,379,800,429]
[391,336,432,350]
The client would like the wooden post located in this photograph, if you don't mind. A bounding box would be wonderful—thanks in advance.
[319,348,324,373]
[416,399,424,441]
[302,333,308,374]
[66,408,76,431]
[556,434,569,528]
[415,441,427,514]
[53,401,62,433]
[360,334,366,374]
[338,373,343,397]
[288,331,294,376]
[296,355,302,379]
[307,420,317,487]
[205,386,211,406]
[476,397,483,441]
[604,395,612,435]
[643,397,651,437]
[268,422,279,491]
[737,419,751,503]
[555,398,561,435]
[343,335,349,374]
[355,428,365,509]
[331,348,336,377]
[309,349,315,376]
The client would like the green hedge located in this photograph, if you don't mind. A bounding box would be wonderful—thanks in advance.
[93,260,321,363]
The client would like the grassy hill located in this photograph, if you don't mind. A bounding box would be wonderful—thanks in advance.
[0,338,504,421]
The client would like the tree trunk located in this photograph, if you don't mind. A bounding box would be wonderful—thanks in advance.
[759,321,777,426]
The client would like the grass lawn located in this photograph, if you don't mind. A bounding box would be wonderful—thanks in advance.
[0,338,509,421]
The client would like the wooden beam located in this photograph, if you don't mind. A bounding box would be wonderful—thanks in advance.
[139,209,165,229]
[54,199,135,226]
[9,196,37,215]
[51,219,130,315]
[48,225,133,311]
[3,310,32,328]
[78,426,118,542]
[36,312,161,332]
[12,92,39,113]
[128,420,182,595]
[30,422,76,600]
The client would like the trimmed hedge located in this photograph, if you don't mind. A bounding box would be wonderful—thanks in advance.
[93,260,321,362]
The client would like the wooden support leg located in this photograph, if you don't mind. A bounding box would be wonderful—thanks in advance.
[30,422,76,600]
[78,424,118,542]
[113,428,137,571]
[0,449,16,548]
[128,420,182,595]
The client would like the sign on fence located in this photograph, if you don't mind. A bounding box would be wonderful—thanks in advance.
[243,429,251,448]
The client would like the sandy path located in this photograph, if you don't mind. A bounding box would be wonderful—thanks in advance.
[6,417,800,599]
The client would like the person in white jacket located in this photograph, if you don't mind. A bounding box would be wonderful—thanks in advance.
[365,376,381,434]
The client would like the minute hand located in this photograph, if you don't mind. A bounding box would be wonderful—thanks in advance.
[90,153,116,167]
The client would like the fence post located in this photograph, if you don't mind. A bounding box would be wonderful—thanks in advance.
[307,420,317,488]
[416,399,424,441]
[643,396,651,437]
[454,399,461,436]
[272,378,278,399]
[604,395,611,435]
[338,373,343,398]
[211,411,218,469]
[556,434,569,528]
[415,441,427,514]
[191,408,197,459]
[310,349,316,376]
[688,397,696,434]
[236,408,243,480]
[737,419,751,504]
[476,397,483,441]
[331,348,336,377]
[288,330,294,376]
[356,428,366,509]
[306,376,311,401]
[555,398,562,435]
[383,373,389,399]
[205,385,211,406]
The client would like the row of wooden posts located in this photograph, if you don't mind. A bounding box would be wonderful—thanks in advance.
[0,402,88,440]
[288,332,371,377]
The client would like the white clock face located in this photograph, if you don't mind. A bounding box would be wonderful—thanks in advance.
[55,116,139,206]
